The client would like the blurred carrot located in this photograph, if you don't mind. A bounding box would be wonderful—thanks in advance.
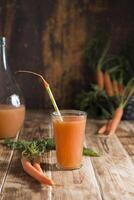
[33,162,43,174]
[98,73,134,135]
[96,68,104,92]
[118,70,124,96]
[104,71,114,97]
[33,156,43,174]
[107,78,134,135]
[106,120,112,133]
[112,79,119,96]
[98,124,107,134]
[98,120,111,135]
[109,106,123,135]
[95,39,110,92]
[118,83,124,96]
[98,108,123,135]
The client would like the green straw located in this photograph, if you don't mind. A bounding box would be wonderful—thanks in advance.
[16,70,63,121]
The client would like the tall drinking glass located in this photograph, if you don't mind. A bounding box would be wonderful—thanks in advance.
[52,110,87,170]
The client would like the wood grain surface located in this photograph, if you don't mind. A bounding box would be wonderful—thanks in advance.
[0,111,134,200]
[86,121,134,200]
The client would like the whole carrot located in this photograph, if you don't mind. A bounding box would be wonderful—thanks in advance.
[112,79,119,96]
[21,157,54,186]
[98,120,111,135]
[99,79,134,135]
[118,83,124,96]
[109,106,123,135]
[96,40,111,92]
[107,80,134,135]
[33,162,44,174]
[118,70,124,96]
[96,68,104,92]
[98,124,107,134]
[104,120,112,135]
[33,156,43,173]
[104,71,114,97]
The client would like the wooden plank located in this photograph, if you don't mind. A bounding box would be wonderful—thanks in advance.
[1,112,52,199]
[48,118,102,200]
[116,121,134,137]
[0,141,14,193]
[86,121,134,200]
[1,113,134,200]
[51,151,102,200]
[117,121,134,163]
[0,132,20,194]
[1,112,103,200]
[90,119,134,162]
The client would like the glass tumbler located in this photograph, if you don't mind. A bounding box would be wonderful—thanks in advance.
[51,110,87,170]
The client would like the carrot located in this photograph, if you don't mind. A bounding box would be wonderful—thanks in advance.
[99,79,134,135]
[118,70,124,96]
[104,120,112,135]
[104,71,114,97]
[98,124,107,134]
[108,80,134,135]
[118,83,124,96]
[96,68,104,92]
[98,120,112,135]
[21,157,54,186]
[112,79,119,96]
[33,156,43,174]
[33,162,44,174]
[109,106,123,135]
[95,39,110,92]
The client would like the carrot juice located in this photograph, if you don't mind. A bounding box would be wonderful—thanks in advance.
[52,110,87,169]
[0,104,25,138]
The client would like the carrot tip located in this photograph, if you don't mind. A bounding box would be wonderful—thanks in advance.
[98,131,105,134]
[109,130,115,135]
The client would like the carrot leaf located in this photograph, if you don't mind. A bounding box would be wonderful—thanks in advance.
[3,138,99,157]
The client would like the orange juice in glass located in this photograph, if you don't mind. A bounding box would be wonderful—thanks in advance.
[52,110,87,170]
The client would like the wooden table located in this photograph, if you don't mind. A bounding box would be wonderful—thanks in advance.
[0,111,134,200]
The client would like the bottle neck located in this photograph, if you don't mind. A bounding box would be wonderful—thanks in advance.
[0,43,8,71]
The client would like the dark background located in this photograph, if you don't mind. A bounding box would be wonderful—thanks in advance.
[0,0,134,109]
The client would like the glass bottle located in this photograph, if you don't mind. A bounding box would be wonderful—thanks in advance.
[0,37,25,138]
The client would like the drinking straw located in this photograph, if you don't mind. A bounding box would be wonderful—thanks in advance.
[16,70,63,121]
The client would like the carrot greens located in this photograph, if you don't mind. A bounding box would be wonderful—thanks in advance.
[3,138,99,157]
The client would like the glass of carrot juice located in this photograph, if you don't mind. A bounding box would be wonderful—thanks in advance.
[51,110,87,170]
